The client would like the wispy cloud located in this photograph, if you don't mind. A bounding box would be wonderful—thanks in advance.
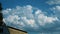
[50,6,60,18]
[46,0,60,5]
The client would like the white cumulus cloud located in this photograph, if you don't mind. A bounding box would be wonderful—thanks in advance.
[35,9,58,26]
[2,5,58,30]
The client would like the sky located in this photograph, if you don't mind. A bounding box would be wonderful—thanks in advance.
[0,0,60,34]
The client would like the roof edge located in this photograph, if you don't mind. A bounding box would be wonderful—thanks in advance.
[7,26,27,33]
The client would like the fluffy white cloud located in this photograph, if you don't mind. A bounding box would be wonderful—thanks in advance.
[6,15,20,23]
[3,5,37,28]
[35,9,58,26]
[46,0,60,5]
[3,5,58,30]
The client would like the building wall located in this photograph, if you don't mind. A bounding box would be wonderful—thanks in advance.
[8,28,27,34]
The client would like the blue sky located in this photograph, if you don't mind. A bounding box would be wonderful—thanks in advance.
[0,0,60,34]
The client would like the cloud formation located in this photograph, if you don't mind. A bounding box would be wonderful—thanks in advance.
[3,5,58,32]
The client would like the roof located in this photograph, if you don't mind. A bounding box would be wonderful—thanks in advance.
[7,26,27,33]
